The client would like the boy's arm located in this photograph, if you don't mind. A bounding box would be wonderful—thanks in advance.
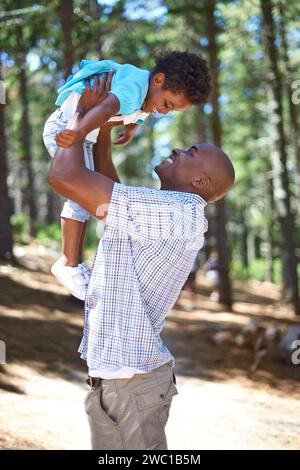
[48,111,114,219]
[78,93,120,135]
[93,125,121,183]
[56,95,120,148]
[113,123,139,145]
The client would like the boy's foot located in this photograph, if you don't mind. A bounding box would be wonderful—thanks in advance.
[51,257,88,300]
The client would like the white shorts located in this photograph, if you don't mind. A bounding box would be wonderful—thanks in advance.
[43,108,94,223]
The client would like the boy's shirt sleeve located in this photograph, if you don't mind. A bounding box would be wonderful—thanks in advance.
[109,64,150,115]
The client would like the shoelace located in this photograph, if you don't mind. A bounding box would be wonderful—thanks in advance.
[79,263,91,282]
[72,267,88,287]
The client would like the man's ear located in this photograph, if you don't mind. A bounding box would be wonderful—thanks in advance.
[153,72,166,88]
[192,175,211,190]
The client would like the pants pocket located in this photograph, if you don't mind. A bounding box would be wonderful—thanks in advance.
[85,387,119,427]
[134,378,178,449]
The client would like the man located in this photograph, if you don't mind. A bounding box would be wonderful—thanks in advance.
[48,76,235,450]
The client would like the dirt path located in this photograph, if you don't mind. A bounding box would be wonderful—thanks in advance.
[0,250,299,449]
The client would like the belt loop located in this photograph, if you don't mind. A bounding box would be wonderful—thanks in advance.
[89,376,94,390]
[86,376,102,391]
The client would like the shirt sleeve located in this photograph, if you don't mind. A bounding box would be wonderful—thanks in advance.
[108,64,148,115]
[105,183,207,248]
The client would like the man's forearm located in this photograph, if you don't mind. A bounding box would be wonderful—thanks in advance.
[93,127,120,183]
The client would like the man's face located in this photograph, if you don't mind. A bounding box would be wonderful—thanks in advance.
[155,145,207,188]
[143,73,192,114]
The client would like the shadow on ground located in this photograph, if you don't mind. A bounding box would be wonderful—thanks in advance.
[163,311,300,393]
[0,272,85,393]
[0,264,299,396]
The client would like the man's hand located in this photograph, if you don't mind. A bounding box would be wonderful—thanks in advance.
[77,70,114,114]
[55,70,114,148]
[113,123,138,145]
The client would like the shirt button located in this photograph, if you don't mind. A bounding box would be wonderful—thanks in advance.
[160,394,165,399]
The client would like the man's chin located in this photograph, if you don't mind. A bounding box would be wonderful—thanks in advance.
[154,164,161,176]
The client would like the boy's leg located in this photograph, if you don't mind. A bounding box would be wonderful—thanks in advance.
[44,111,92,298]
[61,217,85,267]
[78,220,88,264]
[59,142,93,267]
[51,142,93,299]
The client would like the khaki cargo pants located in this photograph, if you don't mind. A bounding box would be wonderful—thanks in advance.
[84,362,178,450]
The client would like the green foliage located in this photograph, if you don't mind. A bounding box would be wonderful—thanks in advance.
[35,220,101,250]
[11,213,29,243]
[231,258,282,284]
[36,222,61,246]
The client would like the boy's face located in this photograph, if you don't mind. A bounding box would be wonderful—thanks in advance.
[143,73,192,114]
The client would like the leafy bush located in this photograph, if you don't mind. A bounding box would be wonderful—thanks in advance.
[36,222,61,246]
[11,213,29,243]
[231,258,282,284]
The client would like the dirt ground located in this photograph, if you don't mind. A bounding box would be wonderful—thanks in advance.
[0,246,299,450]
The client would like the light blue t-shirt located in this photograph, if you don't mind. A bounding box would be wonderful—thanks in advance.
[55,59,150,117]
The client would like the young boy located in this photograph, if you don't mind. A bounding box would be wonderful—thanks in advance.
[43,51,211,300]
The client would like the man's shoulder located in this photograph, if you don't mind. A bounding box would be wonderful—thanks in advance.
[111,183,162,203]
[111,183,207,210]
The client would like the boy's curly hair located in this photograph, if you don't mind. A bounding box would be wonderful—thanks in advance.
[152,50,211,104]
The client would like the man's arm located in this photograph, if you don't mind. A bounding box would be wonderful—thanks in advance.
[48,111,114,220]
[93,125,121,183]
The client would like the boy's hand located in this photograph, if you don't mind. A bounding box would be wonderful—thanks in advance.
[113,123,138,145]
[55,128,84,148]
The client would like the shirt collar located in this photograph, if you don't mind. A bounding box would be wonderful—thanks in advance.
[161,189,207,209]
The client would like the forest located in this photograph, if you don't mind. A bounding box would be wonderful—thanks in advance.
[1,0,300,313]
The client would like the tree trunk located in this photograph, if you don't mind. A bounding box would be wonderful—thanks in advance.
[195,106,207,144]
[260,0,299,314]
[46,191,61,224]
[205,0,232,310]
[59,0,74,79]
[0,58,14,261]
[16,27,37,238]
[240,210,249,269]
[278,1,300,183]
[265,176,274,283]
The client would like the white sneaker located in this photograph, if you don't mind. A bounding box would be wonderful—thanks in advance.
[79,262,91,283]
[51,257,88,300]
